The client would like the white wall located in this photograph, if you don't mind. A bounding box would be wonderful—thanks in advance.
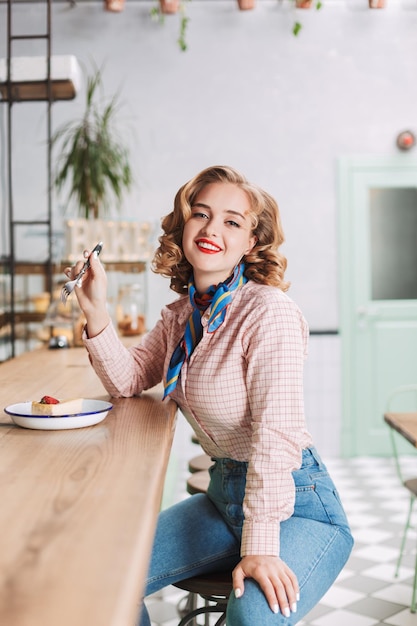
[2,0,417,327]
[1,0,417,452]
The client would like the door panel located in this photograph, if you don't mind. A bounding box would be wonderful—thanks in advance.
[339,157,417,456]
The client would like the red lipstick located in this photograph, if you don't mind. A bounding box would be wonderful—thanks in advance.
[195,238,222,254]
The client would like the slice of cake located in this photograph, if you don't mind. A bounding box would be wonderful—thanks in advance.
[31,395,84,416]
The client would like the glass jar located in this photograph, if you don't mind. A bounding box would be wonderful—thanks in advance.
[116,284,146,336]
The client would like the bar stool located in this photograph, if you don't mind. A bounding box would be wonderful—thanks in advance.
[178,466,232,625]
[174,570,232,626]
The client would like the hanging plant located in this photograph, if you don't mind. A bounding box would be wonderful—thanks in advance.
[292,0,322,36]
[150,0,190,51]
[52,68,132,220]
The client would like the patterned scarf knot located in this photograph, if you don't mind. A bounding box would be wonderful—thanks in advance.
[163,263,247,398]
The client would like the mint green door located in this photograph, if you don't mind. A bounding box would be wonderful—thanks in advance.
[339,157,417,456]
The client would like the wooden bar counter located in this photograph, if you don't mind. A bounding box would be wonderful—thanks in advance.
[0,344,177,626]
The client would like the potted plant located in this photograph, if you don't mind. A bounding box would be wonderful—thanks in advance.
[237,0,256,9]
[104,0,125,12]
[158,0,180,13]
[52,68,132,220]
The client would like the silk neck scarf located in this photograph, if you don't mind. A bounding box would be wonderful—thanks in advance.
[163,263,247,398]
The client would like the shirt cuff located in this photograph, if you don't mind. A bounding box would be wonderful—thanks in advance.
[83,320,118,357]
[240,521,280,557]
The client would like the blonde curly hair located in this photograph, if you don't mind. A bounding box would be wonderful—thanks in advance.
[152,165,289,294]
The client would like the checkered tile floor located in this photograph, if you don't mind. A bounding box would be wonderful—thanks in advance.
[145,450,417,626]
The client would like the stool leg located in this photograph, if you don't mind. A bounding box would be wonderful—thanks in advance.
[177,606,226,626]
[204,599,209,626]
[177,592,198,626]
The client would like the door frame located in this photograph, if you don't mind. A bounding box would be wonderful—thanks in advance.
[338,155,417,457]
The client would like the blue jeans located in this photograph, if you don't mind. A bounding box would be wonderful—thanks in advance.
[139,447,353,625]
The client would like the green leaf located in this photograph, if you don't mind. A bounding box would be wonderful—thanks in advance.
[293,21,302,36]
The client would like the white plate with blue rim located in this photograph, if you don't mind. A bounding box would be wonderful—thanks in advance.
[4,399,113,430]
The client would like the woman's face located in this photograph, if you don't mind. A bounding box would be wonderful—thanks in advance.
[182,182,257,293]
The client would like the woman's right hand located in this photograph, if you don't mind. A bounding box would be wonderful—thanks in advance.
[64,248,111,338]
[232,555,299,617]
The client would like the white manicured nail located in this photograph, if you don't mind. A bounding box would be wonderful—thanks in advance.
[291,602,297,613]
[234,588,241,599]
[283,607,290,618]
[296,592,300,601]
[272,604,278,614]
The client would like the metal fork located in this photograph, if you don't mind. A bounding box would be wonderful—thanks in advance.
[60,242,103,304]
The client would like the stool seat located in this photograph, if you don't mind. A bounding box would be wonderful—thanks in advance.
[174,571,232,625]
[188,453,213,474]
[174,570,233,598]
[186,470,210,495]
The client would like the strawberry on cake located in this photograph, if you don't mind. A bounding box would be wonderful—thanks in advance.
[31,395,83,416]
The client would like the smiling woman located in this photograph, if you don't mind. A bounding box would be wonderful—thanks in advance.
[64,164,354,626]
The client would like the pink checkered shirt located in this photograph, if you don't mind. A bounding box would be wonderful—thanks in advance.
[84,281,314,557]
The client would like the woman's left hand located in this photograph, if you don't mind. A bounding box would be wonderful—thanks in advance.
[232,554,299,617]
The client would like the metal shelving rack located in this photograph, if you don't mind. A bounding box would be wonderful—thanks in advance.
[2,0,60,359]
[0,3,149,361]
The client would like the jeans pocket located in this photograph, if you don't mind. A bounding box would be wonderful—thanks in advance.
[293,483,332,524]
[314,480,351,530]
[293,473,351,533]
